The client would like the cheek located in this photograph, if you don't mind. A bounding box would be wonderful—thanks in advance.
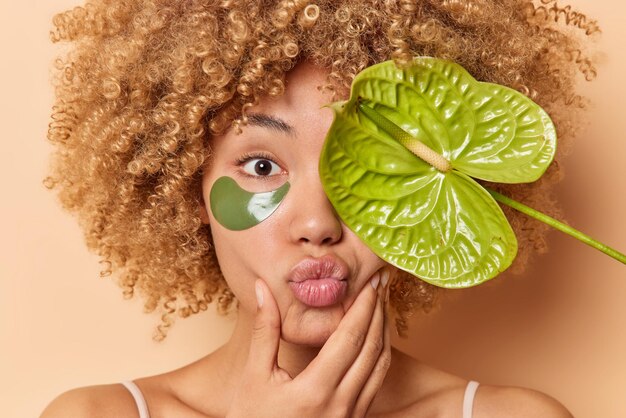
[344,226,386,268]
[205,172,290,295]
[210,220,286,309]
[341,228,388,302]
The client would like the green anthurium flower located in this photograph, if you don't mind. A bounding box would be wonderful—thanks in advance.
[320,57,625,288]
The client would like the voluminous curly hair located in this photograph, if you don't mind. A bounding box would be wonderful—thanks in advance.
[46,0,597,339]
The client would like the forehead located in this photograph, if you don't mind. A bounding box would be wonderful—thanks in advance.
[252,62,335,121]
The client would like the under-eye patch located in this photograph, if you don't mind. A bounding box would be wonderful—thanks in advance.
[210,176,290,231]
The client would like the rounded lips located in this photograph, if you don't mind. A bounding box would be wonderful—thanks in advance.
[287,254,349,307]
[288,254,349,283]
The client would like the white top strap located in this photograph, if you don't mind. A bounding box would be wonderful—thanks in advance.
[120,378,475,418]
[121,380,151,418]
[463,380,480,418]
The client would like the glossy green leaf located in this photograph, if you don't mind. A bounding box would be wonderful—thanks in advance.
[320,57,556,287]
[321,111,517,287]
[346,58,557,183]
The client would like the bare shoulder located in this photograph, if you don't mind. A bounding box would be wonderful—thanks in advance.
[399,380,573,418]
[40,384,139,418]
[472,385,574,418]
[383,350,572,418]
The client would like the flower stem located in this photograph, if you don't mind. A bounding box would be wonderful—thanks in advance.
[487,188,626,264]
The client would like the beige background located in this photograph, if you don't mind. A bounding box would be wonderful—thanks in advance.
[1,1,624,417]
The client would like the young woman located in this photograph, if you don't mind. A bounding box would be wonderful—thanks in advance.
[41,0,594,416]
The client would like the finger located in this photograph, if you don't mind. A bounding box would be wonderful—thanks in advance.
[337,280,385,405]
[246,279,282,379]
[351,292,392,417]
[299,272,381,388]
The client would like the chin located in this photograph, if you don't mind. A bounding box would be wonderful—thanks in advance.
[280,308,343,348]
[281,326,334,348]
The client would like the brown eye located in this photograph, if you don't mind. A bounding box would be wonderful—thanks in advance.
[242,158,281,177]
[254,160,272,175]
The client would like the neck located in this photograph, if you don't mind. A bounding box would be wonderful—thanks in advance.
[276,338,321,376]
[220,309,323,379]
[189,307,416,417]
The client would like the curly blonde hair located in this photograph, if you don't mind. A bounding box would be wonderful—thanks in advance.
[46,0,597,339]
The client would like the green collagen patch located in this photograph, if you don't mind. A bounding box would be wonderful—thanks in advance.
[210,176,290,231]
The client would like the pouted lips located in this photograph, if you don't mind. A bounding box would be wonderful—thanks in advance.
[288,254,349,307]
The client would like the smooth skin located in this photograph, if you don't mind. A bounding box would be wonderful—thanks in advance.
[41,62,573,418]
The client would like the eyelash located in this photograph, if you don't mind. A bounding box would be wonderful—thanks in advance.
[235,152,284,180]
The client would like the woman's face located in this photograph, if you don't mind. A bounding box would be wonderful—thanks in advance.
[201,62,387,347]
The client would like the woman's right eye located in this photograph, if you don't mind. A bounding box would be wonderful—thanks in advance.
[241,158,283,177]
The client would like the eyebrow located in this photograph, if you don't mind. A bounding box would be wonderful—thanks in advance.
[246,112,295,137]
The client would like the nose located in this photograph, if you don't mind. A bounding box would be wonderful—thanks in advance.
[288,177,343,247]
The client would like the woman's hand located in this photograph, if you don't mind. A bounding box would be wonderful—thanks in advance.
[226,273,391,418]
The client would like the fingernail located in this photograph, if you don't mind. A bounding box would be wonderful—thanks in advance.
[381,270,389,288]
[255,282,264,308]
[370,272,380,289]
